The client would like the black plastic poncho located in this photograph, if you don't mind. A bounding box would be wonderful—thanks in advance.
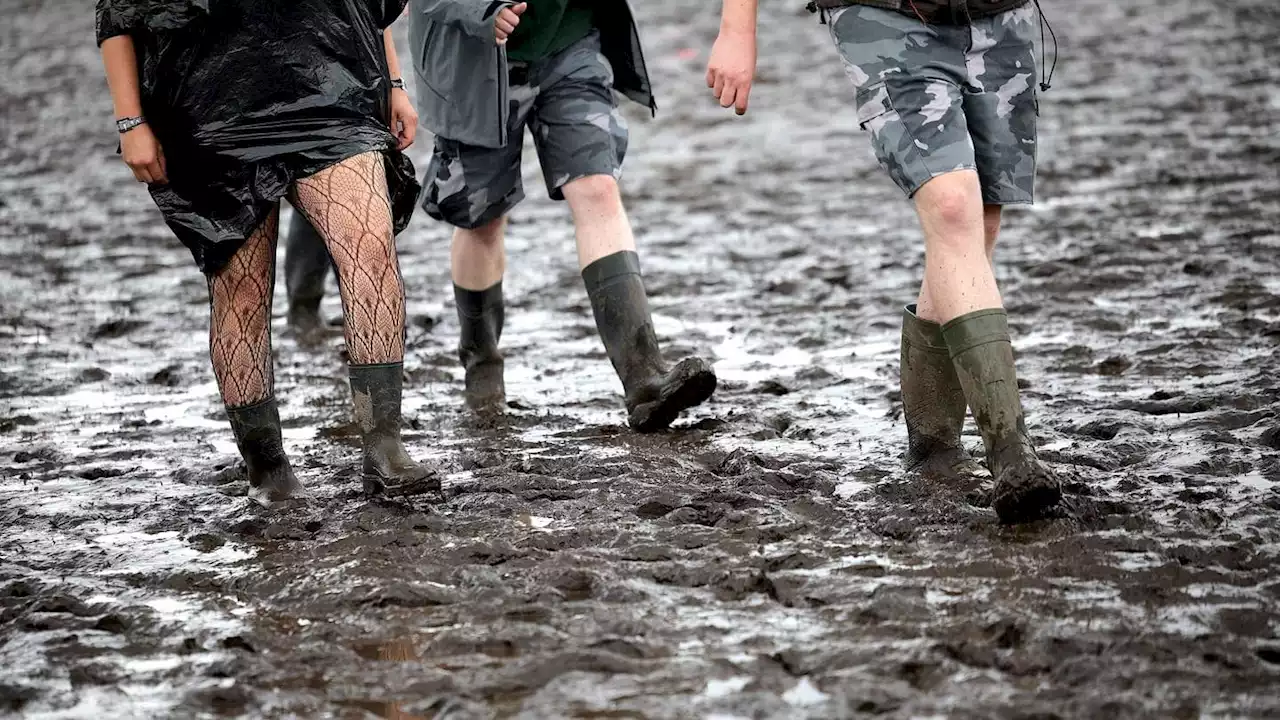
[95,0,419,274]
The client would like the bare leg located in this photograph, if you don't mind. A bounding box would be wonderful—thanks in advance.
[291,152,434,495]
[562,175,637,270]
[451,216,506,290]
[207,207,303,506]
[913,170,1001,323]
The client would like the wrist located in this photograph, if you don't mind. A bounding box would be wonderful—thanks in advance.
[116,116,147,134]
[389,77,406,90]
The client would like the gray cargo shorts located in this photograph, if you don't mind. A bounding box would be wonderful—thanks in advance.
[421,30,629,229]
[829,4,1039,204]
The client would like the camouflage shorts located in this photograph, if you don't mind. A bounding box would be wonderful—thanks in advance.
[421,30,628,229]
[829,4,1039,204]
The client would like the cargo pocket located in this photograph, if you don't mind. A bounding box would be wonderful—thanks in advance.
[854,83,896,134]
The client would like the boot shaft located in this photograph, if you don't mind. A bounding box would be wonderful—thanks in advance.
[349,362,405,436]
[581,250,665,391]
[941,309,1029,469]
[225,397,290,475]
[455,282,504,370]
[900,304,968,466]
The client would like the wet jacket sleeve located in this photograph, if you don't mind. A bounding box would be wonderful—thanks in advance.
[95,0,211,46]
[95,0,137,45]
[413,0,511,39]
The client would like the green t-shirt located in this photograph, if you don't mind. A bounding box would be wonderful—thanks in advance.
[505,0,594,63]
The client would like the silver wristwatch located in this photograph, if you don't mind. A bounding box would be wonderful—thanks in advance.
[116,116,147,133]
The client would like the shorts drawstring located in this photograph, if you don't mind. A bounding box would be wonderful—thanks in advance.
[1033,0,1059,91]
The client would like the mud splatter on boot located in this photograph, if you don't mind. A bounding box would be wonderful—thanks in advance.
[942,309,1061,523]
[225,397,305,508]
[455,282,505,413]
[583,251,716,432]
[900,304,983,478]
[349,363,439,497]
[283,209,331,342]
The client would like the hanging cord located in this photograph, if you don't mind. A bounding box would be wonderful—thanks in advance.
[1032,0,1058,91]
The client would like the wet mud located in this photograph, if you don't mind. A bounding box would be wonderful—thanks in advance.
[3,0,1280,717]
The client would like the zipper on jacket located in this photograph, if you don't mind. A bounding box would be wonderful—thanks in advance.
[496,43,509,146]
[621,0,658,115]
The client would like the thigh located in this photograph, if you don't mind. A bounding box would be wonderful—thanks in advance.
[210,204,280,293]
[962,5,1039,205]
[828,6,977,198]
[528,32,628,201]
[291,151,392,246]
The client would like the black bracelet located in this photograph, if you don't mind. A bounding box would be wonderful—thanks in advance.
[389,78,405,90]
[116,116,146,134]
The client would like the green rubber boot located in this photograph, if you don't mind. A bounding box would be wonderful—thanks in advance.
[455,282,506,413]
[900,305,982,477]
[349,363,439,497]
[226,397,306,508]
[582,251,716,432]
[942,309,1061,523]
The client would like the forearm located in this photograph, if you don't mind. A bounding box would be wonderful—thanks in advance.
[719,0,758,34]
[100,35,143,118]
[383,28,403,79]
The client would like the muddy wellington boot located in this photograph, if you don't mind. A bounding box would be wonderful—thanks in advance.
[900,305,982,477]
[583,250,717,432]
[455,282,506,412]
[225,398,306,508]
[349,363,439,496]
[283,210,331,338]
[941,309,1061,523]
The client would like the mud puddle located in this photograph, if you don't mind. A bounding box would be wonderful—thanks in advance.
[3,0,1280,717]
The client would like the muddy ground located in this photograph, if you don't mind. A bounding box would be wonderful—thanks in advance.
[3,0,1280,717]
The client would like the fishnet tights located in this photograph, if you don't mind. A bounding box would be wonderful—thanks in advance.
[291,151,406,365]
[208,208,279,407]
[207,151,406,407]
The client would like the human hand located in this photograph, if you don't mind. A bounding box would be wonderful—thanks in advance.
[389,88,418,150]
[121,122,168,184]
[706,28,757,115]
[494,2,527,46]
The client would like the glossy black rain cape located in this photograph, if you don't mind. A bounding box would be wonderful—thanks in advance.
[96,0,418,274]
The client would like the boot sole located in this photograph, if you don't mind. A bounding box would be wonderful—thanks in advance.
[363,469,441,498]
[628,359,717,433]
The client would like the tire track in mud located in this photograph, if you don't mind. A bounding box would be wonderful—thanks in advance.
[3,0,1279,717]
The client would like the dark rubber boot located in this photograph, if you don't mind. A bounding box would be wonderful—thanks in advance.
[225,397,305,508]
[942,309,1061,523]
[455,282,506,413]
[349,363,439,497]
[283,209,331,340]
[583,251,716,432]
[901,305,982,478]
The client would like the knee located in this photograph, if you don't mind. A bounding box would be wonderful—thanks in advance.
[562,175,621,213]
[928,186,980,232]
[455,215,506,248]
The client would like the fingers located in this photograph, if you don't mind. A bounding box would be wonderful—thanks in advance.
[718,84,738,111]
[712,73,727,105]
[399,116,417,150]
[154,147,169,184]
[132,165,152,184]
[495,4,525,44]
[706,67,715,89]
[735,84,751,115]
